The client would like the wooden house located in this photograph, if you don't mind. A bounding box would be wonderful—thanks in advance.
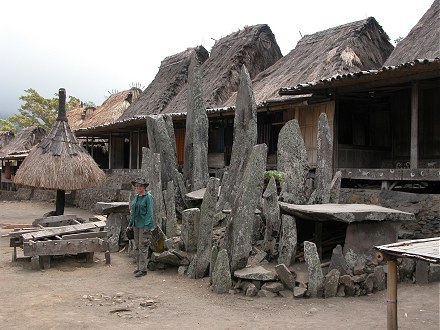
[279,0,440,187]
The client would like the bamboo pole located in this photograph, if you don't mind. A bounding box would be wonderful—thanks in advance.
[387,259,398,330]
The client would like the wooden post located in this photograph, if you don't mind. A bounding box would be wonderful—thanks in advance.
[410,81,419,169]
[387,259,398,330]
[315,222,323,259]
[129,131,133,169]
[55,189,65,215]
[108,133,112,170]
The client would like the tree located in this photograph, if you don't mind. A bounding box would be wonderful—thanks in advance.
[0,88,84,132]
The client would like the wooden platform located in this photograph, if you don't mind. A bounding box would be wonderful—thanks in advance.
[375,237,440,264]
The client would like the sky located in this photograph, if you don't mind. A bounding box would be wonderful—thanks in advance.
[0,0,435,119]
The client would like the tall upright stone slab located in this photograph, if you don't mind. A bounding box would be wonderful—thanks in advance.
[212,249,232,294]
[304,241,324,297]
[277,119,309,204]
[309,113,333,204]
[263,176,281,257]
[329,170,342,203]
[190,177,220,279]
[224,144,267,272]
[217,65,257,211]
[183,52,209,192]
[141,147,164,228]
[181,208,200,253]
[277,214,297,267]
[164,180,177,237]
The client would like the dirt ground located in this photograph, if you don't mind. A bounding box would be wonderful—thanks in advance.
[0,200,438,330]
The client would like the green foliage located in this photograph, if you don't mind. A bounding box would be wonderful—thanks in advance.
[264,170,285,184]
[0,88,85,132]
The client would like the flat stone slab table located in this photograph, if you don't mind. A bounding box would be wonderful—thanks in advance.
[279,202,416,259]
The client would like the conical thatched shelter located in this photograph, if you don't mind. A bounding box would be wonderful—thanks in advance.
[14,88,106,214]
[384,0,439,66]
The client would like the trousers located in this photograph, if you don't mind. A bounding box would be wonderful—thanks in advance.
[133,227,152,272]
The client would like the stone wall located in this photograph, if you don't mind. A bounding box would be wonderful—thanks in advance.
[340,188,440,238]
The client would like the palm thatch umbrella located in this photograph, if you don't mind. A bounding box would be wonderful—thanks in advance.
[14,88,106,215]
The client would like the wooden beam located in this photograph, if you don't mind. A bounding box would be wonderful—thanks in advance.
[410,81,419,169]
[339,168,440,181]
[23,238,108,256]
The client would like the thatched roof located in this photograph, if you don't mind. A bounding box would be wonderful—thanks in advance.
[68,87,142,131]
[0,131,14,150]
[225,17,393,106]
[14,89,106,190]
[0,126,46,160]
[384,0,440,66]
[118,47,209,121]
[162,24,282,114]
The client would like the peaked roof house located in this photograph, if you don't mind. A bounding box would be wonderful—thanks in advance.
[72,24,283,170]
[278,0,439,185]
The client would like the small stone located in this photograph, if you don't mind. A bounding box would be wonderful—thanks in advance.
[293,287,307,298]
[261,281,284,293]
[279,290,294,298]
[245,283,258,297]
[257,289,277,298]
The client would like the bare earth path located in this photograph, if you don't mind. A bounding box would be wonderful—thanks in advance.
[0,200,438,329]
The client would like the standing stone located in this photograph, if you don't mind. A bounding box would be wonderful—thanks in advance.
[183,52,209,191]
[263,176,281,257]
[277,215,297,267]
[399,258,416,281]
[324,269,340,298]
[329,244,349,276]
[106,213,125,253]
[339,274,355,296]
[212,249,232,294]
[224,144,267,272]
[415,260,429,284]
[181,208,200,253]
[275,264,297,290]
[277,119,309,204]
[304,241,324,297]
[309,113,333,204]
[329,171,342,203]
[374,265,386,291]
[141,147,164,229]
[210,244,219,284]
[217,65,257,211]
[164,181,177,237]
[191,178,220,278]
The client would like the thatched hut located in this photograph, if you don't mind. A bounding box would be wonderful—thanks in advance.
[14,89,106,214]
[384,0,439,66]
[0,131,14,150]
[0,126,45,191]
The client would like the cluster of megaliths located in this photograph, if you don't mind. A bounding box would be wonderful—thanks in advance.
[141,52,341,295]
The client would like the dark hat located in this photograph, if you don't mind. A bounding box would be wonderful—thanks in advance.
[131,177,149,187]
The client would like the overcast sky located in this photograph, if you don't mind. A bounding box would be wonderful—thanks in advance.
[0,0,434,119]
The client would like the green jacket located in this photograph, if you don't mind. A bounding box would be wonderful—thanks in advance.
[128,192,154,229]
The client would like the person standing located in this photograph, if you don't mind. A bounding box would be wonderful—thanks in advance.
[128,177,154,277]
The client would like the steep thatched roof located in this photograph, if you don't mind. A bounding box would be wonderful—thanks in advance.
[226,17,393,106]
[385,0,440,66]
[162,24,282,114]
[14,89,106,190]
[0,131,14,150]
[118,47,209,120]
[0,126,46,160]
[68,87,142,131]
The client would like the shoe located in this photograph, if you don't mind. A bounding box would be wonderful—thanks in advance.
[133,269,139,274]
[134,271,147,277]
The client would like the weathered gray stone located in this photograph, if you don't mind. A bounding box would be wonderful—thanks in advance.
[374,266,386,291]
[353,264,365,275]
[339,275,355,296]
[261,281,284,293]
[304,241,324,297]
[364,273,375,293]
[212,249,232,294]
[399,258,416,281]
[429,264,440,282]
[141,147,164,229]
[293,286,307,298]
[329,244,349,276]
[164,181,177,237]
[336,285,345,297]
[217,65,257,211]
[263,176,281,257]
[224,144,267,272]
[178,265,188,276]
[150,225,167,253]
[95,202,129,215]
[248,248,267,266]
[257,289,277,298]
[324,269,340,298]
[153,251,181,266]
[277,214,297,267]
[277,119,309,204]
[275,264,297,290]
[192,178,220,279]
[352,274,367,283]
[415,260,430,284]
[244,283,258,297]
[210,245,219,284]
[309,113,333,204]
[329,171,342,203]
[344,249,359,271]
[252,214,264,243]
[183,52,209,191]
[106,213,128,253]
[279,290,294,298]
[234,265,277,281]
[181,208,200,253]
